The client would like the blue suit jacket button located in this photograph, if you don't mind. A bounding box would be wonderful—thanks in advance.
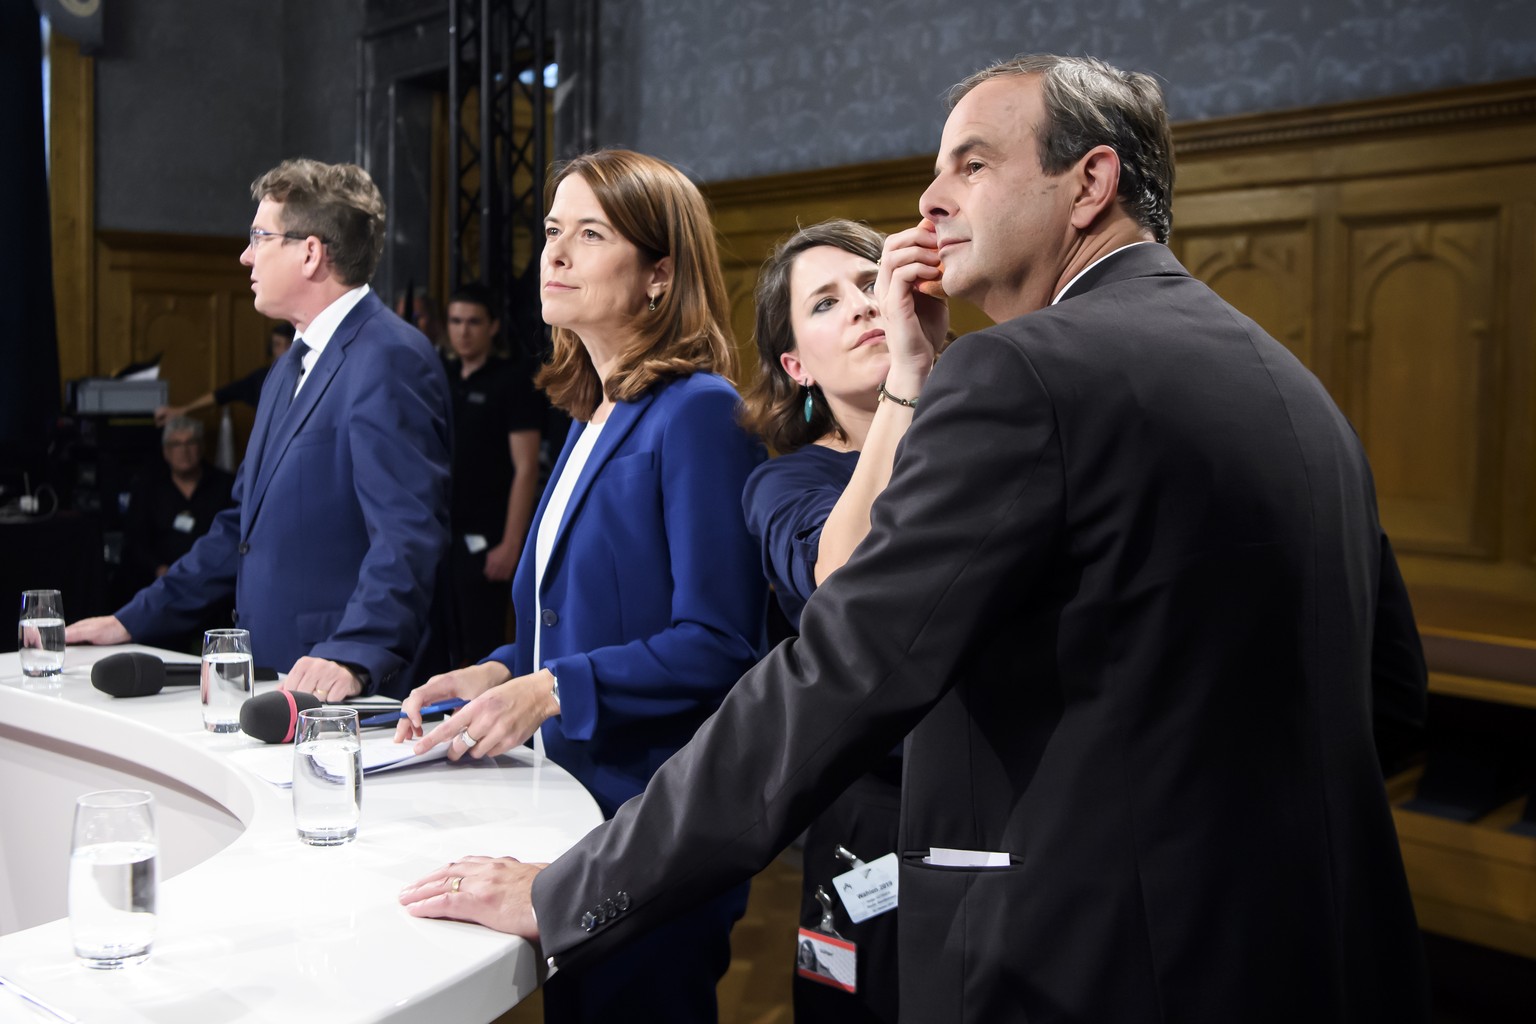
[238,542,251,555]
[542,609,558,626]
[581,910,598,932]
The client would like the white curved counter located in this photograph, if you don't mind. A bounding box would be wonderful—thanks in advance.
[0,645,602,1023]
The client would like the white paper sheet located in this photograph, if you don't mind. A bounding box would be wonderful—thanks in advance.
[229,732,450,788]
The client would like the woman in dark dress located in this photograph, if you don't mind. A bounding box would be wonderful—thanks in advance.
[740,219,947,1023]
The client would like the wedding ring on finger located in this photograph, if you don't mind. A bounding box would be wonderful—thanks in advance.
[458,731,477,749]
[449,876,462,893]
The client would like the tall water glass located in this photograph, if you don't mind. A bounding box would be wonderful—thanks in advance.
[18,589,65,678]
[69,790,158,969]
[201,628,253,733]
[293,706,361,846]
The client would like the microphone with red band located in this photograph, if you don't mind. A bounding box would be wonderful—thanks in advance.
[238,691,468,743]
[239,689,323,743]
[91,652,201,697]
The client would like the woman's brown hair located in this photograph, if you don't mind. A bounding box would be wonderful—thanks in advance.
[535,150,736,421]
[739,219,884,453]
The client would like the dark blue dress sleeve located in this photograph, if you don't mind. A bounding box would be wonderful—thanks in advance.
[741,446,857,632]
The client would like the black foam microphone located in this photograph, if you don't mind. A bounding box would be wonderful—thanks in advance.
[238,689,323,744]
[91,652,202,697]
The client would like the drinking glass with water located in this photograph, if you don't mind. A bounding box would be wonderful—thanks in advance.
[201,628,253,733]
[69,789,157,969]
[293,706,362,846]
[17,589,65,678]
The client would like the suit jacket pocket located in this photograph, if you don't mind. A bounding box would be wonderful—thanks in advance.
[899,850,1026,1023]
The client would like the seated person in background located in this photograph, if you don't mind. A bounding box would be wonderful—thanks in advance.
[442,282,544,664]
[739,219,943,1024]
[154,322,294,426]
[119,416,236,650]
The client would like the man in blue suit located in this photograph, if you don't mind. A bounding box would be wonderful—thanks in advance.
[68,159,452,700]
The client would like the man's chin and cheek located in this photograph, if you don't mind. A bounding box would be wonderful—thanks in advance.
[936,263,975,305]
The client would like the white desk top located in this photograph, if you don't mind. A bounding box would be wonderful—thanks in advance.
[0,645,602,1023]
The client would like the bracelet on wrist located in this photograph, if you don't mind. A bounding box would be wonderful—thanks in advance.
[877,380,919,408]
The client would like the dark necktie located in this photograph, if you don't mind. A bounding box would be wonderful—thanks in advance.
[270,338,311,423]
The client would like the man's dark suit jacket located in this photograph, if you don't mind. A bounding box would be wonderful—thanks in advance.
[530,245,1429,1022]
[118,289,452,697]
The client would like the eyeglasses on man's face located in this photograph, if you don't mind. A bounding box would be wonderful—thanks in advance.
[247,227,325,249]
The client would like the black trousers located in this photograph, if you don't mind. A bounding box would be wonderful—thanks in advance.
[447,539,512,665]
[543,881,751,1024]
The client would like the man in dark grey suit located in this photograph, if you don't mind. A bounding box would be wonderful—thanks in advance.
[402,54,1428,1022]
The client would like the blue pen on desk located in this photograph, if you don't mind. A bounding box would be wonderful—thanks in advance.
[357,698,467,728]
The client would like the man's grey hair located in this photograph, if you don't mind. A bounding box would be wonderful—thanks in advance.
[949,54,1174,244]
[162,416,204,445]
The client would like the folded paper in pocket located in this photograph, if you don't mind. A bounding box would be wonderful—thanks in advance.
[924,847,1011,868]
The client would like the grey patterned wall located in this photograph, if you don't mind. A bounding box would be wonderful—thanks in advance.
[96,0,363,235]
[595,0,1536,184]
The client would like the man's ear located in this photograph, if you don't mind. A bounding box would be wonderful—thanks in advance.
[300,235,329,281]
[1069,145,1122,231]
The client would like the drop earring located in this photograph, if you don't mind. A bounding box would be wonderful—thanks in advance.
[802,382,814,423]
[648,294,658,312]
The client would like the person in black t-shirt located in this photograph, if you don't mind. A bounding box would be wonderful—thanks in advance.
[119,416,236,650]
[153,323,295,426]
[443,283,544,663]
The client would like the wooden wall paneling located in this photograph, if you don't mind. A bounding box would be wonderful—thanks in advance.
[1169,189,1319,368]
[94,233,272,459]
[1322,165,1536,640]
[93,238,134,384]
[1156,87,1536,648]
[1174,79,1536,191]
[1342,210,1502,559]
[1173,217,1315,369]
[48,33,94,384]
[1499,197,1536,578]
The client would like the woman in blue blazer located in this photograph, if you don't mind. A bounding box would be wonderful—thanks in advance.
[397,149,767,1023]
